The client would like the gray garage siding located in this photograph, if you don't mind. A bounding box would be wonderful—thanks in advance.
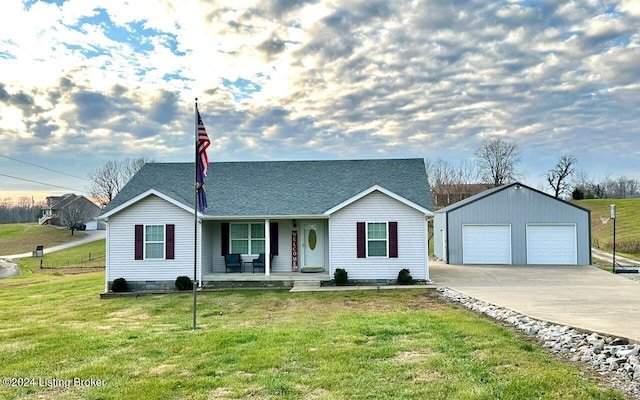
[433,212,447,261]
[435,183,591,265]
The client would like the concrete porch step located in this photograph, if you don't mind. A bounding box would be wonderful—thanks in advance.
[290,280,322,292]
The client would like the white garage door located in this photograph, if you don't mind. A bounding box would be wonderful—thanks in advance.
[527,224,577,265]
[462,225,511,264]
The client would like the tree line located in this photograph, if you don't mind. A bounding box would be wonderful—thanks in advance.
[427,138,639,205]
[0,197,43,224]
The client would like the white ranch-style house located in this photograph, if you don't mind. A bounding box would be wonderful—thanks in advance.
[98,158,434,291]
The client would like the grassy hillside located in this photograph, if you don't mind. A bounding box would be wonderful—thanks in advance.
[13,239,106,270]
[0,272,624,399]
[0,223,86,255]
[576,198,640,258]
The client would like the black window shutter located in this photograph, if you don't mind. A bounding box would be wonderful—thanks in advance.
[270,222,279,256]
[166,224,175,260]
[356,222,366,258]
[134,225,143,260]
[389,222,398,258]
[221,222,229,256]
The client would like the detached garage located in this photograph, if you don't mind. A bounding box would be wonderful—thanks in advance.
[434,182,591,265]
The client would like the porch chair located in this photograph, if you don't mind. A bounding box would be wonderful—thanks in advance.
[224,253,242,273]
[252,253,265,273]
[252,253,274,273]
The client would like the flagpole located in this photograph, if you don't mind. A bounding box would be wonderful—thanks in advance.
[193,98,199,331]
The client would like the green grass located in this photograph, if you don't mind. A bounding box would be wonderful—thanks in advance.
[0,223,86,255]
[14,240,106,270]
[576,198,640,259]
[0,272,625,399]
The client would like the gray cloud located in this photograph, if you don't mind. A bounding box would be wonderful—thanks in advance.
[29,118,59,139]
[150,90,179,125]
[263,0,319,19]
[257,34,287,60]
[71,91,114,123]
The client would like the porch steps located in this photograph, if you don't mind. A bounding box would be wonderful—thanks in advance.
[290,280,322,292]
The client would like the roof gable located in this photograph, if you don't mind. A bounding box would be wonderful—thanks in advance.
[102,158,433,217]
[324,185,434,216]
[99,189,195,219]
[436,181,590,214]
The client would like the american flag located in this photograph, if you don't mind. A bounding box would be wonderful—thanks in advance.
[196,109,210,212]
[197,110,211,178]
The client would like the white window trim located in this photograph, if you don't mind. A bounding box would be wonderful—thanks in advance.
[144,224,165,260]
[366,221,389,258]
[230,222,266,256]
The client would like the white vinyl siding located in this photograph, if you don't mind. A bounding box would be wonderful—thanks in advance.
[329,190,427,280]
[106,195,197,282]
[527,224,577,265]
[462,225,511,264]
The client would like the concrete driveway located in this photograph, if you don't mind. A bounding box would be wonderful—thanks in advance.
[430,261,640,342]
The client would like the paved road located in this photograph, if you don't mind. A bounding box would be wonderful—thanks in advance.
[0,230,105,260]
[0,260,20,279]
[592,247,640,267]
[430,261,640,343]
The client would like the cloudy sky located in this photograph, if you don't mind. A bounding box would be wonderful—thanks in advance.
[1,0,639,202]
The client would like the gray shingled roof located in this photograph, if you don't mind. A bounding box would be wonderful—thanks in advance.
[102,158,433,217]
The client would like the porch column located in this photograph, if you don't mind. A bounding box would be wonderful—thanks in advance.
[425,217,430,281]
[264,219,271,276]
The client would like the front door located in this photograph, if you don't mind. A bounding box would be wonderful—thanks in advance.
[302,222,323,269]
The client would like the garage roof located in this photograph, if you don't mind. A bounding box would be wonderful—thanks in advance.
[435,182,590,213]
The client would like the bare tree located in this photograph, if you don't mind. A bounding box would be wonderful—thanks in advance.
[59,205,92,235]
[426,158,483,207]
[546,155,577,198]
[456,159,482,184]
[474,138,521,186]
[89,157,150,207]
[607,176,639,198]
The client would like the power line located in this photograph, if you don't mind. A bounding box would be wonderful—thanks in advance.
[0,154,90,181]
[0,173,88,193]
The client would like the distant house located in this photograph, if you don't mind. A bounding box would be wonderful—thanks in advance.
[434,182,591,265]
[432,183,492,209]
[39,194,102,229]
[97,159,434,291]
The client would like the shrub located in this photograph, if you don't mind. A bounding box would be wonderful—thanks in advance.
[175,276,194,291]
[572,188,584,200]
[334,268,348,286]
[397,268,413,285]
[111,278,128,293]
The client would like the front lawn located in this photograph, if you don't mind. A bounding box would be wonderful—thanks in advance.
[0,272,624,399]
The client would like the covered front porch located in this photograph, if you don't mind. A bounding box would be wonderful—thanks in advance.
[201,218,329,278]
